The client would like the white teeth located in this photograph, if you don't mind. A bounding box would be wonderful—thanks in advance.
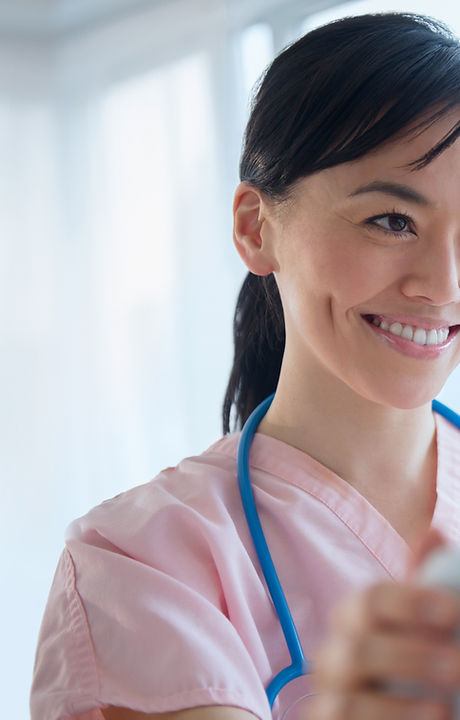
[438,327,449,344]
[370,316,450,346]
[413,328,427,345]
[401,325,413,341]
[389,322,403,336]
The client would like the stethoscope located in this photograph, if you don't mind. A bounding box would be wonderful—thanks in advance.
[237,392,460,709]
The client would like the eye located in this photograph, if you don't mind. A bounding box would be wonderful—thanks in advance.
[366,212,415,236]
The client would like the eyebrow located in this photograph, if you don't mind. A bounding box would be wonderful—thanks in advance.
[348,181,432,207]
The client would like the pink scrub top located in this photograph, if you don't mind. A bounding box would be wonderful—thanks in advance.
[30,413,460,720]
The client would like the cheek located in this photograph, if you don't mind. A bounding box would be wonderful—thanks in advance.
[277,227,405,325]
[315,236,408,311]
[308,240,382,308]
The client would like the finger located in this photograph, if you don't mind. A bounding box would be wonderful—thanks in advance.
[330,583,460,634]
[313,629,460,692]
[309,691,449,720]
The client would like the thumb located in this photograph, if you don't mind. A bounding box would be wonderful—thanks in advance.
[407,527,448,579]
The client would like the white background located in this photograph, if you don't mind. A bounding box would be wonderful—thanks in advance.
[0,0,459,717]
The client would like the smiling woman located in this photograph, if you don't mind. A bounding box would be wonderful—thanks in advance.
[229,144,460,448]
[31,12,460,720]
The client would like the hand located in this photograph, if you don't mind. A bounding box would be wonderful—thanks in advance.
[309,532,460,719]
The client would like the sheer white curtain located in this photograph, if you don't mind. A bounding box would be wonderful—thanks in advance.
[2,3,279,716]
[1,0,460,717]
[0,36,62,719]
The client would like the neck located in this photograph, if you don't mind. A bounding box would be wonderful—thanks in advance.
[257,355,438,543]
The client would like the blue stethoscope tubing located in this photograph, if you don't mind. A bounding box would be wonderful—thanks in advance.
[237,393,460,709]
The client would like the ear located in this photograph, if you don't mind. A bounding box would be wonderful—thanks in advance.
[233,181,278,276]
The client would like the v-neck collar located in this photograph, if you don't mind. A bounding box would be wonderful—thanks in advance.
[214,409,460,582]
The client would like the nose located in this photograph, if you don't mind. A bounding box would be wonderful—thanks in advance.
[399,231,460,306]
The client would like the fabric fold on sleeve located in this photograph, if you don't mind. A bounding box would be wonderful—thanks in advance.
[30,475,273,720]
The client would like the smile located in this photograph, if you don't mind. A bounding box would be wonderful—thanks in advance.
[368,315,449,346]
[362,313,460,358]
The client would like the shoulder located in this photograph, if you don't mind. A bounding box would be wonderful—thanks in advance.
[62,433,262,613]
[31,434,274,720]
[66,434,243,555]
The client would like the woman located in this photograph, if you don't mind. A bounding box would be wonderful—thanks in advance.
[31,12,460,720]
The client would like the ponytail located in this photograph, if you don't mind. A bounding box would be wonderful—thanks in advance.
[222,272,285,434]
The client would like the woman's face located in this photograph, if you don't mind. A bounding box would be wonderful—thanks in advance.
[266,113,460,409]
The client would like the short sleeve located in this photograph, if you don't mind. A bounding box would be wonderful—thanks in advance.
[30,513,272,720]
[30,549,102,720]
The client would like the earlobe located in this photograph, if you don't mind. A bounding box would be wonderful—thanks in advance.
[233,181,277,276]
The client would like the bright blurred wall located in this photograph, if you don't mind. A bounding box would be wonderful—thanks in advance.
[0,0,459,717]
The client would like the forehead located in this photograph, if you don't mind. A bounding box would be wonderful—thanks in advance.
[351,111,460,174]
[295,110,460,205]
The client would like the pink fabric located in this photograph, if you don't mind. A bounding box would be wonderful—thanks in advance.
[30,412,460,720]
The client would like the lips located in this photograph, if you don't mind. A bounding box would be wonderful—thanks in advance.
[363,313,456,331]
[362,313,460,356]
[364,314,450,346]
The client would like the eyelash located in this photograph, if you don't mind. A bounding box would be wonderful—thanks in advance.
[365,210,416,238]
